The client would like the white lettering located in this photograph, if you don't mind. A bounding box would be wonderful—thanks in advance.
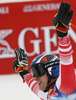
[18,28,42,56]
[41,26,59,54]
[23,3,60,13]
[0,7,9,14]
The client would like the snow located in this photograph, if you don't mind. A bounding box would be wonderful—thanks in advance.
[0,74,40,100]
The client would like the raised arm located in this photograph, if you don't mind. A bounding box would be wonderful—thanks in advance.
[13,48,39,95]
[53,2,76,95]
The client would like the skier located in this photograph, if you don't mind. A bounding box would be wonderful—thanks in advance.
[13,2,76,100]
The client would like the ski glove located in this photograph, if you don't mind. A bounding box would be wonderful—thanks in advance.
[53,2,74,37]
[13,48,30,79]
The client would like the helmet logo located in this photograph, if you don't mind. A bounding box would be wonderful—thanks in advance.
[42,57,47,61]
[48,67,52,75]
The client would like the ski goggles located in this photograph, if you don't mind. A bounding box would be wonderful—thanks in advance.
[30,60,60,78]
[31,63,46,78]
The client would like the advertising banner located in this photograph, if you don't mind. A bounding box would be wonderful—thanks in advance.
[0,0,76,74]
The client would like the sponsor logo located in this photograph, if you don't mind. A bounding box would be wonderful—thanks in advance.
[0,26,76,59]
[0,29,15,58]
[47,89,58,100]
[23,3,60,13]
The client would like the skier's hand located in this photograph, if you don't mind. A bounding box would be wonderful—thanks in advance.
[13,59,30,78]
[15,48,28,67]
[53,2,74,37]
[13,48,30,79]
